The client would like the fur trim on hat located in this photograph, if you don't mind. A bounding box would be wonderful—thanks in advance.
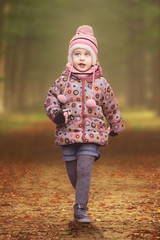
[68,44,97,65]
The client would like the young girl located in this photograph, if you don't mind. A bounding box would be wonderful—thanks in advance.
[44,25,125,223]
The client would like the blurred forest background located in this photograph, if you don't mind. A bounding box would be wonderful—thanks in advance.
[0,0,160,131]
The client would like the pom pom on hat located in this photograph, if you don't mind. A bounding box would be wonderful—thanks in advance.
[76,25,94,36]
[68,25,98,65]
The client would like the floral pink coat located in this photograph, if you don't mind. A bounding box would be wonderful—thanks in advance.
[44,67,125,146]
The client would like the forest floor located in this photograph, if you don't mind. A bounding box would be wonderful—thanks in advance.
[0,121,160,240]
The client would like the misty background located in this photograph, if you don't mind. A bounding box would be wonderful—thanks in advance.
[0,0,160,130]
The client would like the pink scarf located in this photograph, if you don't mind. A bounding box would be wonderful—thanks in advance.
[64,62,103,82]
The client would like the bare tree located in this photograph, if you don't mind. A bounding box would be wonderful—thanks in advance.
[0,0,10,113]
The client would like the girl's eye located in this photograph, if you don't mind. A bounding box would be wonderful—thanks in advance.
[85,53,90,57]
[75,53,80,56]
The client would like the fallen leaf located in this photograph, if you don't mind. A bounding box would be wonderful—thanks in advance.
[140,216,148,220]
[0,202,11,206]
[88,212,92,215]
[99,203,105,207]
[32,192,41,198]
[95,218,101,222]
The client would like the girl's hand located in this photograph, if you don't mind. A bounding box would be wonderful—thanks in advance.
[53,110,65,124]
[63,109,71,123]
[53,109,71,124]
[109,131,118,137]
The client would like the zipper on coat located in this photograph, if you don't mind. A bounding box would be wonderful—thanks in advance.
[82,79,85,142]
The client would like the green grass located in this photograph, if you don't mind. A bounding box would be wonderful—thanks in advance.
[0,110,160,134]
[123,111,160,130]
[0,112,47,133]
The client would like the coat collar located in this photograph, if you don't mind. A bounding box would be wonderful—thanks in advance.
[62,63,103,82]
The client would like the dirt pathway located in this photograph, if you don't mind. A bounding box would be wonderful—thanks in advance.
[0,122,160,239]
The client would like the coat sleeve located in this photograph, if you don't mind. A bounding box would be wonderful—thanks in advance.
[44,77,62,123]
[101,80,125,133]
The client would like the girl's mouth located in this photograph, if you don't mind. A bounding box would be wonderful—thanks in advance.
[79,63,85,68]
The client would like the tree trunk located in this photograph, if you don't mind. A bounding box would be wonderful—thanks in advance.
[0,1,10,113]
[4,37,31,112]
[13,38,28,111]
[126,0,146,108]
[153,1,160,115]
[4,40,18,112]
[148,0,160,115]
[152,51,160,115]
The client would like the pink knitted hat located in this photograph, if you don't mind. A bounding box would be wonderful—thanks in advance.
[68,25,98,65]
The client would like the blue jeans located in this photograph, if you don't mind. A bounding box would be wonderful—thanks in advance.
[62,143,100,161]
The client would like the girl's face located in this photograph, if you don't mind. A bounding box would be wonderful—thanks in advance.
[72,48,92,72]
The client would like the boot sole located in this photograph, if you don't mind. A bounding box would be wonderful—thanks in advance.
[74,217,91,223]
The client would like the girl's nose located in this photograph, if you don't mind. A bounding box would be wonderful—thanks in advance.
[80,55,84,60]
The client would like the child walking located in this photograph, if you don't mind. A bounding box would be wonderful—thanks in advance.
[44,25,125,223]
